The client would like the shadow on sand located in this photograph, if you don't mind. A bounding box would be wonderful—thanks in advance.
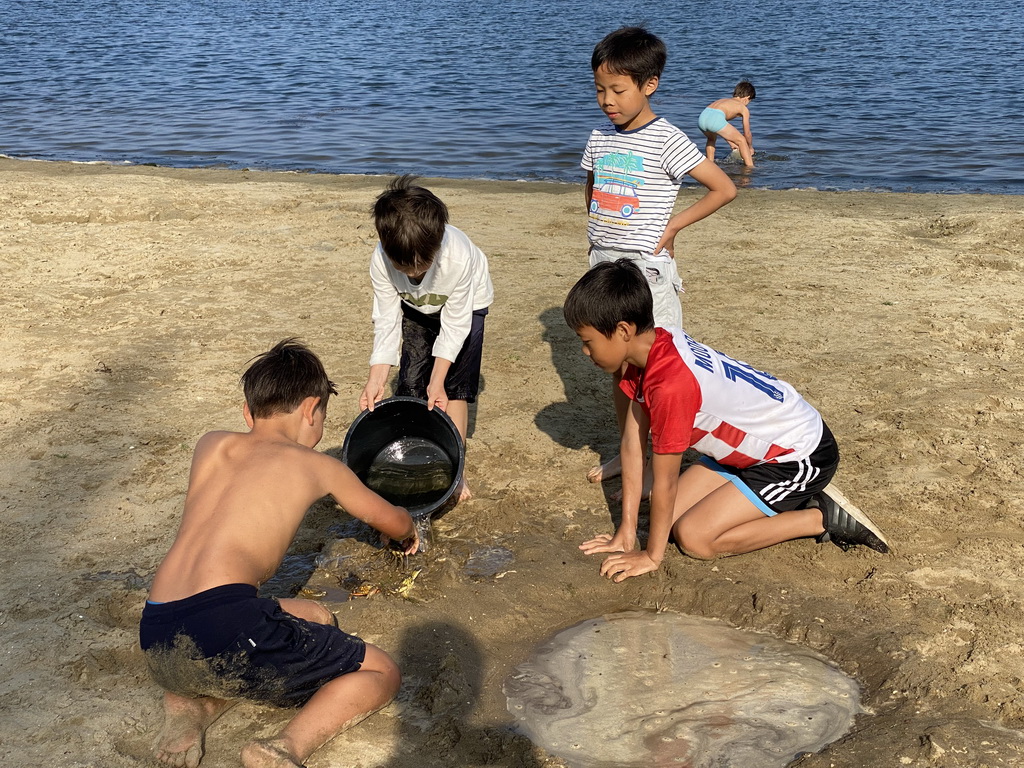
[380,620,546,767]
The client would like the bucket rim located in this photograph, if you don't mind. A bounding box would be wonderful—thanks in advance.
[341,396,465,518]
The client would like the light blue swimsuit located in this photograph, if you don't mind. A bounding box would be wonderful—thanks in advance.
[698,107,728,133]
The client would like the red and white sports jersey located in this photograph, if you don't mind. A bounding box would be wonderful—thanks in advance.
[619,328,824,468]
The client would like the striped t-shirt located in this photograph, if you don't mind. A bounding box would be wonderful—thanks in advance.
[581,117,705,257]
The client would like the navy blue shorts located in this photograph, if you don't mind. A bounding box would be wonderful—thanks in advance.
[139,584,366,708]
[397,304,487,403]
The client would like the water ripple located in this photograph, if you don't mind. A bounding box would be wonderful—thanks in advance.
[1,0,1022,192]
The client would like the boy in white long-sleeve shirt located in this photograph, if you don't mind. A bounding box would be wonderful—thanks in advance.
[360,175,493,501]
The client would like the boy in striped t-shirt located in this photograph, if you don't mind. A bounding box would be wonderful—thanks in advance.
[582,26,737,490]
[564,260,889,583]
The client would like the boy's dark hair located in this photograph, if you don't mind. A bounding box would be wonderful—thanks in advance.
[591,26,666,87]
[372,174,449,272]
[563,259,655,336]
[733,81,756,100]
[241,338,337,419]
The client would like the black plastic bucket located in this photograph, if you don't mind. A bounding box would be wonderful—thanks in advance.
[341,396,465,519]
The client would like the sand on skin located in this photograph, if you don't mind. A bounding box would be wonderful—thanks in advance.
[1,157,1023,766]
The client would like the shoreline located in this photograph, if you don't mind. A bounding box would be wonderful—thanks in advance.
[4,154,1020,197]
[2,156,1023,766]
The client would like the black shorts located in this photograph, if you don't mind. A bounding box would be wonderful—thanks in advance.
[396,304,487,403]
[139,584,366,708]
[698,422,839,515]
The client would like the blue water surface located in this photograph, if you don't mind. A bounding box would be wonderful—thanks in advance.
[2,0,1022,193]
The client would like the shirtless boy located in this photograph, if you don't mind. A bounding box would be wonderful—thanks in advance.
[140,339,417,768]
[698,81,756,167]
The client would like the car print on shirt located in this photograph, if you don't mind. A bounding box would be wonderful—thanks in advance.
[591,181,641,217]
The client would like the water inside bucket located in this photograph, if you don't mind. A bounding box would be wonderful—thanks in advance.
[504,611,862,768]
[364,436,454,508]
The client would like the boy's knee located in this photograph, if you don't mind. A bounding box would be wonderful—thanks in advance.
[674,527,717,561]
[362,644,401,695]
[679,543,717,561]
[313,602,338,627]
[280,598,336,626]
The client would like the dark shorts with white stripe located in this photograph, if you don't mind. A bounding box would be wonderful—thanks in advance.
[697,422,839,516]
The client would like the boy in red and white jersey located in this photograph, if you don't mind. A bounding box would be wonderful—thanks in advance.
[563,259,888,583]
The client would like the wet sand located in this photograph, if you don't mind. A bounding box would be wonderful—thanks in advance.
[2,157,1023,766]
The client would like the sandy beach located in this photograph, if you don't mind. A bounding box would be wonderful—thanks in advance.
[2,156,1023,767]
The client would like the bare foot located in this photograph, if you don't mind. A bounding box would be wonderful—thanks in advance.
[154,693,234,768]
[458,478,473,502]
[241,739,305,768]
[587,454,622,484]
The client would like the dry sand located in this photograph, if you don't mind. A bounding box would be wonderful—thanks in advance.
[1,156,1023,767]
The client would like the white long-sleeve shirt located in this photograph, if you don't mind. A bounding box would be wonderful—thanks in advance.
[369,225,494,367]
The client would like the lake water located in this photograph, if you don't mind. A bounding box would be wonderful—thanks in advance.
[3,0,1022,193]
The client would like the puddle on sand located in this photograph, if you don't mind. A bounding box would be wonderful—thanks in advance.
[464,545,515,578]
[258,552,319,599]
[364,437,454,508]
[504,611,862,768]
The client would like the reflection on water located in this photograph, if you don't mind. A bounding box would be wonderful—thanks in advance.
[505,611,862,768]
[365,437,454,509]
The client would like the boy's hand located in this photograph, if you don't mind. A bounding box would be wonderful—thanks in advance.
[381,524,421,555]
[360,383,385,412]
[399,526,420,555]
[599,550,660,583]
[425,380,449,413]
[426,358,453,412]
[360,364,392,412]
[654,228,680,259]
[579,530,636,555]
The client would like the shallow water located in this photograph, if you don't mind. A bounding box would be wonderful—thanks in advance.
[364,437,455,509]
[464,546,516,579]
[504,611,862,768]
[3,0,1022,192]
[258,552,319,599]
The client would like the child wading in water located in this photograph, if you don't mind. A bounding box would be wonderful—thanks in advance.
[698,81,756,167]
[140,339,417,768]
